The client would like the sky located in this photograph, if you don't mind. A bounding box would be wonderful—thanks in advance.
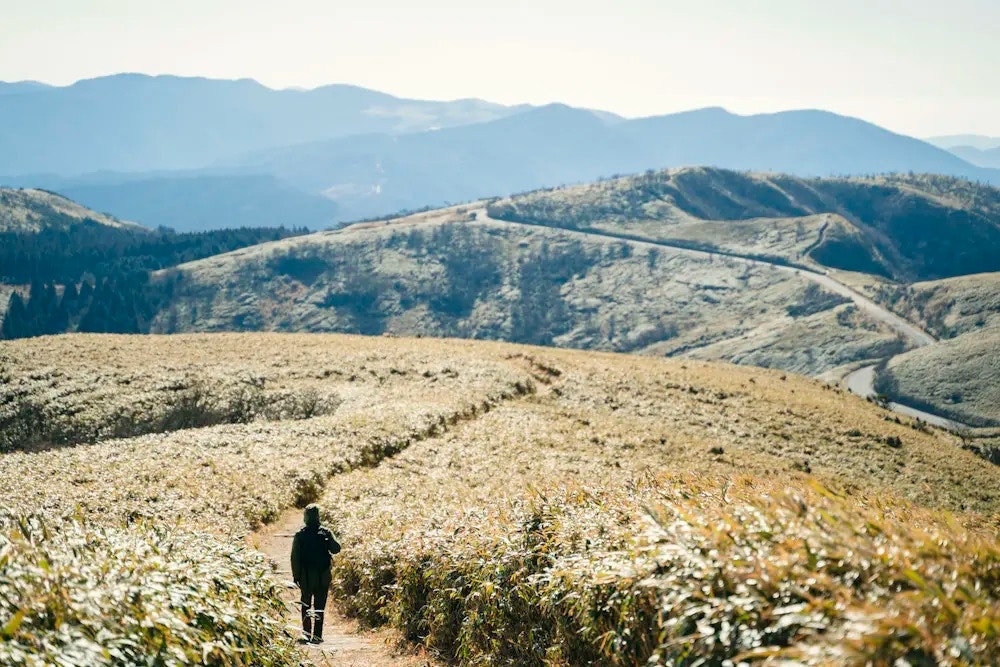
[2,0,998,137]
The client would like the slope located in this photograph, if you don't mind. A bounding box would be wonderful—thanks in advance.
[149,205,903,377]
[488,168,1000,281]
[0,187,144,233]
[877,327,1000,427]
[871,271,1000,338]
[3,334,999,664]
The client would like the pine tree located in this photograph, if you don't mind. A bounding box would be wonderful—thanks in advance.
[1,293,27,339]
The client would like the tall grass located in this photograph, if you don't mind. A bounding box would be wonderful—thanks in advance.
[0,512,299,666]
[329,475,1000,665]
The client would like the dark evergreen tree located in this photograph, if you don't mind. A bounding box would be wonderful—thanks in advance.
[1,293,27,339]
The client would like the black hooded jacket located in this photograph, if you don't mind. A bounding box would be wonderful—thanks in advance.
[291,524,341,592]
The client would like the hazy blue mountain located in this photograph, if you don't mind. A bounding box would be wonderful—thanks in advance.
[2,172,340,232]
[927,135,1000,151]
[0,81,53,95]
[943,146,1000,169]
[6,75,999,230]
[227,105,1000,222]
[0,74,525,175]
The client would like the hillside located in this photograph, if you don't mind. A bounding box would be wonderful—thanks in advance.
[0,187,143,233]
[0,189,307,338]
[146,205,903,377]
[871,271,1000,338]
[2,334,1000,664]
[877,327,1000,427]
[488,168,1000,282]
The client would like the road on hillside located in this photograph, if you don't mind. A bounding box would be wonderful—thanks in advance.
[472,207,966,430]
[843,365,963,430]
[473,207,933,346]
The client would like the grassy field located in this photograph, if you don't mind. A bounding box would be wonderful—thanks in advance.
[316,345,1000,664]
[3,333,1000,664]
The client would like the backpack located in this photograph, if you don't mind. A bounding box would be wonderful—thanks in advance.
[297,527,334,572]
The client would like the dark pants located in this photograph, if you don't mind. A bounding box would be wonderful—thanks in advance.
[300,587,329,640]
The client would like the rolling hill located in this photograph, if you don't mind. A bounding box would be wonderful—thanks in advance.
[871,271,1000,338]
[2,333,1000,664]
[877,327,1000,427]
[145,203,904,377]
[488,168,1000,282]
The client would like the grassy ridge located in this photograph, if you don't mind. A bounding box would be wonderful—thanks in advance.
[488,168,1000,281]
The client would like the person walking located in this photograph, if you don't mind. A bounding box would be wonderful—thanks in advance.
[290,504,342,643]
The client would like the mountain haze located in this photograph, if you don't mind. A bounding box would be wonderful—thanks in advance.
[4,75,1000,231]
[0,74,524,175]
[945,146,1000,169]
[230,105,1000,224]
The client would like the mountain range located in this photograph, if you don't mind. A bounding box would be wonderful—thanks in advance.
[3,74,999,231]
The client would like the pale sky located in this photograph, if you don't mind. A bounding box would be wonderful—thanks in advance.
[2,0,998,137]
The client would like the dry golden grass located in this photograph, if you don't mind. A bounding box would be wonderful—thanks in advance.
[312,347,1000,664]
[874,272,1000,338]
[3,333,1000,664]
[0,333,535,531]
[0,513,298,666]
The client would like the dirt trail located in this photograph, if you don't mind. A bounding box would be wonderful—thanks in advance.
[252,509,433,667]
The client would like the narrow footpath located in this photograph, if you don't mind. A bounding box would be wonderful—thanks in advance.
[253,509,432,667]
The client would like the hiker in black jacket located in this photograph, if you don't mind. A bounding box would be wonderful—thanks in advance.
[290,504,342,643]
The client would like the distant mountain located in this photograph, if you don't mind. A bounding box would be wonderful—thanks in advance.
[927,135,1000,151]
[0,80,53,95]
[59,174,340,232]
[0,74,526,175]
[229,105,1000,222]
[6,75,999,231]
[942,146,1000,169]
